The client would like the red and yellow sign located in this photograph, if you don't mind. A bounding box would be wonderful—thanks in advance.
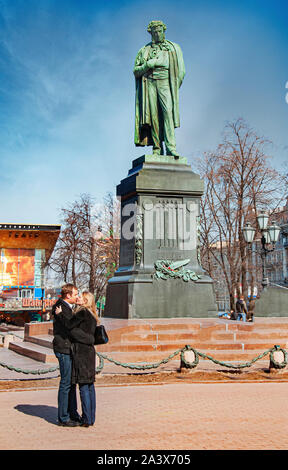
[22,298,57,308]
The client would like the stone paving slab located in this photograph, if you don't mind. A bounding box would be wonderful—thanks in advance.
[0,382,288,450]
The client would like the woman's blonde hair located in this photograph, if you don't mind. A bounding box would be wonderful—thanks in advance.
[82,291,100,324]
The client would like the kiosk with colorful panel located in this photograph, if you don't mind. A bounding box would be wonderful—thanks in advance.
[0,224,60,323]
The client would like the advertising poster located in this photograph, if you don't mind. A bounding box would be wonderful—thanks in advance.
[0,248,35,286]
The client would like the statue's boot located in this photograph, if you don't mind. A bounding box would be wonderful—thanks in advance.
[166,148,180,159]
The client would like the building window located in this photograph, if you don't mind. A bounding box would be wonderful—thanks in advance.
[20,289,33,299]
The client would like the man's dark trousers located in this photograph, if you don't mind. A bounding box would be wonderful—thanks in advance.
[55,351,79,423]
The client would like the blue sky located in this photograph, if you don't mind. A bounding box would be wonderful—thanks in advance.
[0,0,287,223]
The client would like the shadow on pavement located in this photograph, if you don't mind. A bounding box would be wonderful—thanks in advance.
[15,404,58,425]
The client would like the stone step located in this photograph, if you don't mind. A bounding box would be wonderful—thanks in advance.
[26,334,53,349]
[0,325,23,332]
[9,341,57,363]
[31,329,214,345]
[109,328,288,343]
[227,321,288,330]
[35,326,288,342]
[211,332,240,341]
[26,332,286,353]
[237,339,287,350]
[48,320,288,336]
[110,325,285,341]
[229,330,288,341]
[47,324,200,338]
[120,330,201,343]
[149,323,202,332]
[97,338,286,353]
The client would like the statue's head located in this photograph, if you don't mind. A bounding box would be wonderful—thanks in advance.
[147,20,166,43]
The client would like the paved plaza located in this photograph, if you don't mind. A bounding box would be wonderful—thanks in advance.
[0,381,287,450]
[1,326,288,452]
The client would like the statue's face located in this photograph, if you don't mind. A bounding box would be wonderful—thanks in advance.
[151,25,165,43]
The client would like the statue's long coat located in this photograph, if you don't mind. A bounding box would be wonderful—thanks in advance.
[134,40,185,147]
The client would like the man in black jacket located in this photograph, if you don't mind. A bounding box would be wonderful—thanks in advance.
[235,295,248,322]
[52,283,93,427]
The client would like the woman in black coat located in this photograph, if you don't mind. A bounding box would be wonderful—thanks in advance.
[55,291,99,427]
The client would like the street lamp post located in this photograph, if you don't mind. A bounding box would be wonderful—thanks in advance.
[242,212,281,289]
[41,287,45,322]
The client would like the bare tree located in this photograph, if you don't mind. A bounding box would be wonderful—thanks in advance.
[197,118,285,308]
[49,206,85,287]
[48,193,120,300]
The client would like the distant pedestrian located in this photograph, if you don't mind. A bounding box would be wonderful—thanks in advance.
[229,309,237,320]
[235,295,248,322]
[218,311,231,319]
[247,298,256,322]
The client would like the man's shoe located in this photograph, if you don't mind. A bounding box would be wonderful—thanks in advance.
[70,416,82,423]
[58,420,79,427]
[80,423,90,427]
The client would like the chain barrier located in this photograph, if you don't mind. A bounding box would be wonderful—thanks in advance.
[96,348,183,373]
[0,361,59,375]
[0,344,286,376]
[95,344,287,373]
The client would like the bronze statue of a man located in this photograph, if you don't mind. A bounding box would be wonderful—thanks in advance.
[134,20,185,158]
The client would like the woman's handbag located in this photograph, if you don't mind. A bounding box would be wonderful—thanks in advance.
[94,324,109,345]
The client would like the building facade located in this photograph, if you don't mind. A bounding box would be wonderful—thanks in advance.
[203,198,288,311]
[265,200,288,285]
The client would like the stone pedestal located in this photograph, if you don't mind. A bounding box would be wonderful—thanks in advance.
[254,285,288,316]
[104,155,218,319]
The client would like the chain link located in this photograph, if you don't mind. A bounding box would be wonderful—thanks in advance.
[0,361,59,375]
